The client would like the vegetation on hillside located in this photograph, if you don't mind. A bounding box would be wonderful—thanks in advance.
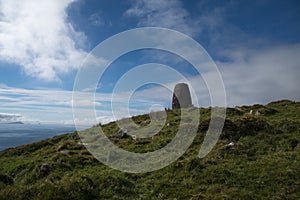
[0,100,299,199]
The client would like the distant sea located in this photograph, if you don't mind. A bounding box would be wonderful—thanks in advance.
[0,123,84,151]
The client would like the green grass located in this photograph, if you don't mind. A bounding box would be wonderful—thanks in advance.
[0,100,299,199]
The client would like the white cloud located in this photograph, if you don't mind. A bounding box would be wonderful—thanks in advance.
[0,0,87,81]
[125,0,200,37]
[123,1,299,107]
[0,113,24,123]
[88,11,105,27]
[218,43,300,106]
[0,85,158,125]
[108,44,300,108]
[0,86,86,123]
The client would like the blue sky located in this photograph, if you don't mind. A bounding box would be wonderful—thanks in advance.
[0,0,299,124]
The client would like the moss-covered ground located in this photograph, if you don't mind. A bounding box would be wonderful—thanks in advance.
[0,100,299,199]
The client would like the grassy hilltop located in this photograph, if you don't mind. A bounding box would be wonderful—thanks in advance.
[0,100,299,199]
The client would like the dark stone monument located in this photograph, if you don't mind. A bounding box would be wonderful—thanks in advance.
[172,83,193,109]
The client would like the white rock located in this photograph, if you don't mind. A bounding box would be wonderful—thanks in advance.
[131,135,137,140]
[227,142,235,147]
[255,110,260,116]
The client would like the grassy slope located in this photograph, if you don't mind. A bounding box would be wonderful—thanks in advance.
[0,100,299,199]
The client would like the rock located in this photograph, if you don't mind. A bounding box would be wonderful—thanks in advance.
[131,135,137,140]
[223,142,236,150]
[255,110,260,116]
[140,121,148,125]
[172,83,193,109]
[235,106,243,112]
[109,129,128,140]
[227,142,235,147]
[59,149,68,153]
[77,142,88,146]
[37,163,54,178]
[116,129,128,138]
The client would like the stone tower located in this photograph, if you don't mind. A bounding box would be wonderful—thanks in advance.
[172,83,193,109]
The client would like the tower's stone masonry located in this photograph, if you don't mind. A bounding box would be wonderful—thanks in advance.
[172,83,193,109]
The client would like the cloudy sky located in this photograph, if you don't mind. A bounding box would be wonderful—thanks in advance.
[0,0,299,124]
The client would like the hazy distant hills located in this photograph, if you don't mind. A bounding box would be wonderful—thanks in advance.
[2,121,24,125]
[0,100,299,199]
